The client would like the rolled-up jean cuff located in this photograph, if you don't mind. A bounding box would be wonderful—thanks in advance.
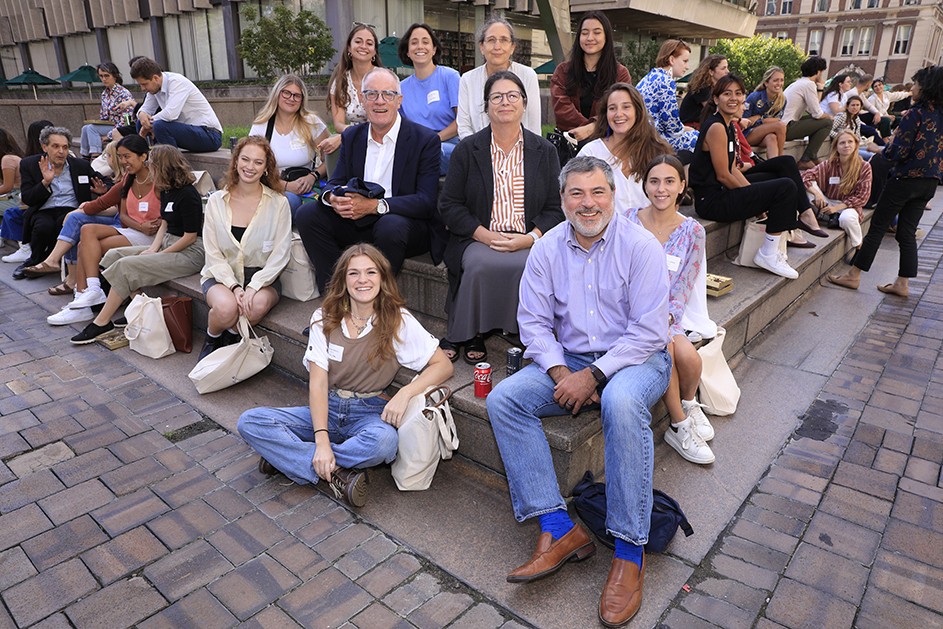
[517,504,569,523]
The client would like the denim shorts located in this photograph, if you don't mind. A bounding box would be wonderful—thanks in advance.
[201,266,282,296]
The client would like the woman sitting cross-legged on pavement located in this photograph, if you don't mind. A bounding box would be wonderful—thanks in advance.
[691,74,819,279]
[238,244,454,507]
[628,155,717,465]
[438,70,564,364]
[198,137,292,360]
[802,130,872,258]
[70,145,204,344]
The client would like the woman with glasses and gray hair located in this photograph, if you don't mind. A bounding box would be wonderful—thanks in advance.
[250,75,330,219]
[439,70,564,364]
[457,16,541,139]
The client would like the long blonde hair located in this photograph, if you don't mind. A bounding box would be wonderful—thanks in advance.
[828,130,864,198]
[102,140,125,181]
[755,66,786,117]
[253,75,325,156]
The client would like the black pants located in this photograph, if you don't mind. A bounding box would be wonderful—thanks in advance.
[25,206,72,265]
[866,155,891,208]
[296,201,430,291]
[853,177,937,278]
[694,156,804,234]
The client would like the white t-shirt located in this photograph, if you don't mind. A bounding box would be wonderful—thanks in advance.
[303,307,438,374]
[249,116,327,171]
[577,139,648,212]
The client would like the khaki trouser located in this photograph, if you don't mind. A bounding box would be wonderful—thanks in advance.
[101,234,204,298]
[786,117,832,162]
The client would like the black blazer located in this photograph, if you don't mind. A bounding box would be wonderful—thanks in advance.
[438,126,564,305]
[20,155,99,211]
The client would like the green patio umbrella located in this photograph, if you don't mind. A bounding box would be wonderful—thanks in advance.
[5,69,59,100]
[534,59,557,74]
[57,64,99,98]
[379,37,405,69]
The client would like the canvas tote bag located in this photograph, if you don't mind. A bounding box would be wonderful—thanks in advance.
[696,326,740,416]
[733,218,787,268]
[280,232,319,302]
[124,293,176,359]
[188,316,273,394]
[391,385,459,491]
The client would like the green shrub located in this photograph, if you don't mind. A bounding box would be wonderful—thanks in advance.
[238,5,335,79]
[621,39,662,83]
[710,36,808,92]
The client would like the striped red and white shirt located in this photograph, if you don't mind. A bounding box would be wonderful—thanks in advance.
[489,131,526,233]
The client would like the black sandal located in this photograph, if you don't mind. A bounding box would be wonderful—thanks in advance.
[462,335,487,365]
[439,338,459,363]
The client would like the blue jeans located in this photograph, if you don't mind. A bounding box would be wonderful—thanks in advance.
[151,120,222,153]
[487,349,671,545]
[285,192,303,222]
[80,123,112,156]
[440,137,458,176]
[59,211,120,263]
[237,391,399,485]
[1,205,25,242]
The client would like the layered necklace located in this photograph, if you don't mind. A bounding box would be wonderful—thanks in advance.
[349,312,374,336]
[132,169,152,199]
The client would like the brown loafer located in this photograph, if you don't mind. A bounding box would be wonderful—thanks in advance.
[599,555,645,628]
[507,524,596,583]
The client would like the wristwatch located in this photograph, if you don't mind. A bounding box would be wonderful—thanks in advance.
[376,199,389,215]
[589,365,608,389]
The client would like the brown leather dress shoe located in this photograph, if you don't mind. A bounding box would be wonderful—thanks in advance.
[599,555,645,627]
[507,524,596,583]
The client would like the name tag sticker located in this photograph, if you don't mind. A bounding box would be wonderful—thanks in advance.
[829,176,841,185]
[666,254,682,273]
[427,90,440,104]
[327,343,344,361]
[78,175,89,184]
[137,201,148,213]
[728,142,734,154]
[164,202,174,213]
[262,240,273,253]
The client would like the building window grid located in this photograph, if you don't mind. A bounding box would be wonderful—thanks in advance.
[808,29,823,55]
[841,28,857,55]
[766,0,777,14]
[776,30,789,39]
[781,0,792,13]
[816,0,829,11]
[858,26,874,54]
[894,24,912,54]
[867,0,878,6]
[851,0,861,8]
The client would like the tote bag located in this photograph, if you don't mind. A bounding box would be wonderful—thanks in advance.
[696,326,740,416]
[124,293,176,359]
[188,316,273,394]
[280,232,319,302]
[733,218,787,268]
[161,296,193,353]
[391,385,459,491]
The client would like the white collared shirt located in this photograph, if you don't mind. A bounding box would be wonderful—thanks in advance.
[140,72,222,132]
[364,113,402,197]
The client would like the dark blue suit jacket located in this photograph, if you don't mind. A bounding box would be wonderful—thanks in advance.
[324,115,441,221]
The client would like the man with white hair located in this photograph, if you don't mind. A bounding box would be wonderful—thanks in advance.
[296,67,441,291]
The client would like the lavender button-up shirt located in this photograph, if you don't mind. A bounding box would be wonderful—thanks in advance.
[518,211,670,377]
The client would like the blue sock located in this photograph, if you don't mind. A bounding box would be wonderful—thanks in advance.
[614,538,644,567]
[538,509,575,540]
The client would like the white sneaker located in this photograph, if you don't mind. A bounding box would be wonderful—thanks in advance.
[2,244,31,263]
[665,417,715,465]
[47,306,95,326]
[67,286,107,309]
[754,249,799,279]
[682,399,714,442]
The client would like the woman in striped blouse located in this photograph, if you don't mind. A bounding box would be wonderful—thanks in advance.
[438,71,564,364]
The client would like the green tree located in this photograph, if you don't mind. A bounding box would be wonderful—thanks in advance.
[710,36,807,92]
[621,39,662,83]
[238,5,335,78]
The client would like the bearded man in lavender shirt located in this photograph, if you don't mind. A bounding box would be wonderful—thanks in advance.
[486,155,671,628]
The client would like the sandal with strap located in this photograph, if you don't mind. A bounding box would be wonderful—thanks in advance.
[439,338,459,363]
[48,281,72,296]
[462,335,487,365]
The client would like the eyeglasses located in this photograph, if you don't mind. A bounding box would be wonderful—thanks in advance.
[484,36,513,47]
[280,89,303,102]
[352,21,377,30]
[488,90,522,105]
[363,89,400,102]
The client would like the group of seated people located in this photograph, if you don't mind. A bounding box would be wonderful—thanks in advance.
[2,26,942,628]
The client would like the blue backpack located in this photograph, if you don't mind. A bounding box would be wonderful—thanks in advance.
[571,471,694,553]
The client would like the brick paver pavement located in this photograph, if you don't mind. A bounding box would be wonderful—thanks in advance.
[0,286,531,628]
[660,226,943,627]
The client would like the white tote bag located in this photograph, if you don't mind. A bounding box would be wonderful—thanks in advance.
[696,327,740,416]
[188,316,274,394]
[280,232,319,302]
[123,293,176,359]
[391,385,459,491]
[733,218,787,268]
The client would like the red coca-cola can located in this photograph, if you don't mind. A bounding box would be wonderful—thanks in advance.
[474,362,492,398]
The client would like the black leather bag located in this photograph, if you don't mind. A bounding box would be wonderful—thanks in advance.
[546,128,578,168]
[281,166,313,182]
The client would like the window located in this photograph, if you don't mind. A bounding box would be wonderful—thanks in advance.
[867,0,878,7]
[858,26,874,54]
[841,28,857,55]
[851,0,861,7]
[895,25,912,54]
[808,29,824,55]
[903,0,920,4]
[766,0,776,13]
[781,0,793,13]
[816,0,829,11]
[776,31,789,40]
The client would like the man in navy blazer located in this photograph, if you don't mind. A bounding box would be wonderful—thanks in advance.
[296,67,441,291]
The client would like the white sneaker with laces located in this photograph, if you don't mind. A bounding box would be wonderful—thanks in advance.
[47,306,95,326]
[2,244,31,263]
[682,399,714,442]
[754,249,799,279]
[665,417,715,465]
[67,286,107,309]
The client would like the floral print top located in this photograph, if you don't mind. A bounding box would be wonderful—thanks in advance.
[626,208,705,337]
[330,71,367,126]
[636,67,699,153]
[884,101,943,181]
[99,84,135,126]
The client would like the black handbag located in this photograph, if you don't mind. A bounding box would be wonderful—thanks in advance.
[281,166,313,182]
[546,127,578,167]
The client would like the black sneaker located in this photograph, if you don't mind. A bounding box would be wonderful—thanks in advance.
[70,321,115,345]
[198,334,226,360]
[328,467,368,507]
[113,316,127,328]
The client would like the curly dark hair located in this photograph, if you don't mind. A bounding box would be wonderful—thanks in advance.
[912,65,943,106]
